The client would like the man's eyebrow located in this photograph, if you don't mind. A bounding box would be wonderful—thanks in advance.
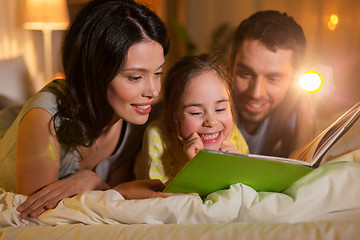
[235,62,254,73]
[236,62,285,77]
[267,72,286,78]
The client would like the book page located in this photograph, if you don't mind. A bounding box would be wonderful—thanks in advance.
[294,102,360,167]
[247,154,310,166]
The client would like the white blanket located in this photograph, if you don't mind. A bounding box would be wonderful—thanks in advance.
[1,154,360,227]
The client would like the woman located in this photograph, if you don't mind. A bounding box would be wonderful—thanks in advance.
[0,0,176,219]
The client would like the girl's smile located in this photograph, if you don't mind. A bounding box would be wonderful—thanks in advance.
[199,131,222,144]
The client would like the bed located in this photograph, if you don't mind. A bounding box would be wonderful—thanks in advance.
[1,148,360,239]
[1,56,360,239]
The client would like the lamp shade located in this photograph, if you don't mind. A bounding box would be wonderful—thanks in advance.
[23,0,70,30]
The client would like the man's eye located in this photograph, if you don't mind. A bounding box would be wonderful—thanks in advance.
[239,71,252,79]
[268,77,279,83]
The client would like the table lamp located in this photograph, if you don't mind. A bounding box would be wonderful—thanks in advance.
[23,0,70,81]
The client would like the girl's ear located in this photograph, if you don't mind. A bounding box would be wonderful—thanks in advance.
[174,119,184,144]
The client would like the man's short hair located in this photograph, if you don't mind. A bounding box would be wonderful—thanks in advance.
[230,10,306,71]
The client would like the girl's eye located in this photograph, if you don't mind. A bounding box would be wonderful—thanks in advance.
[189,112,202,116]
[215,108,226,113]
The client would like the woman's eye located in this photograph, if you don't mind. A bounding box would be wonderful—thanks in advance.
[129,76,142,81]
[155,71,164,77]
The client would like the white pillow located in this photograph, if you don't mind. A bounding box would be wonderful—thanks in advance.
[0,56,33,103]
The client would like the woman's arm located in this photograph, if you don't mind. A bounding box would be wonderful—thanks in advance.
[16,108,60,195]
[16,108,109,218]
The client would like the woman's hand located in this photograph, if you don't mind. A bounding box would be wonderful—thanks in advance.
[113,179,188,199]
[16,169,109,219]
[220,140,239,154]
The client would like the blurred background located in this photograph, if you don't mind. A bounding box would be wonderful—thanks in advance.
[0,0,359,158]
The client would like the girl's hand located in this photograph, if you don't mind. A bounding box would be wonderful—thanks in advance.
[113,179,188,199]
[220,140,239,154]
[16,169,109,219]
[178,132,204,160]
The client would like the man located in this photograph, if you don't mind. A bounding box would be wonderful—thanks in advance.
[228,10,315,157]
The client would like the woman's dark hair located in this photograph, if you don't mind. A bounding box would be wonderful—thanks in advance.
[163,53,234,132]
[52,0,169,152]
[230,10,306,71]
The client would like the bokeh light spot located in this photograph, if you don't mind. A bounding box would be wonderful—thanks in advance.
[299,71,323,93]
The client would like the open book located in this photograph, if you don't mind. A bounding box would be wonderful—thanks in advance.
[163,102,360,196]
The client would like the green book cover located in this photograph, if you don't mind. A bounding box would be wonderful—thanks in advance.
[163,150,313,196]
[163,102,360,196]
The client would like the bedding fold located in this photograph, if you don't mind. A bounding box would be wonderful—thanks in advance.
[1,161,360,227]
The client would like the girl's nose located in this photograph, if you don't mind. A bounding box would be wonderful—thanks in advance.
[203,113,217,127]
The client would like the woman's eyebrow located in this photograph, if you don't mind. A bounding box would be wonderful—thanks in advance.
[157,61,166,70]
[123,61,166,73]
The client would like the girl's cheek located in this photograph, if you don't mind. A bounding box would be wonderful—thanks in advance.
[222,115,234,139]
[181,117,198,137]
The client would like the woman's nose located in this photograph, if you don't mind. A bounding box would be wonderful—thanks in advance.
[144,77,161,98]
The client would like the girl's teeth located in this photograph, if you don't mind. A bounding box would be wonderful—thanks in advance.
[200,132,220,140]
[136,105,150,110]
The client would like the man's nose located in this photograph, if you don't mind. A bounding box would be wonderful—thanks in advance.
[249,77,266,99]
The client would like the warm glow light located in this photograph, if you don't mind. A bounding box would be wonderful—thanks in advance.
[330,14,339,25]
[299,71,323,93]
[328,21,336,31]
[23,0,70,30]
[328,14,339,31]
[23,0,70,81]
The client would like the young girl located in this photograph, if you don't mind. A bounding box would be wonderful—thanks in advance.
[0,0,177,219]
[135,54,249,183]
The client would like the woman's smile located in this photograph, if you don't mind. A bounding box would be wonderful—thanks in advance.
[131,102,153,115]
